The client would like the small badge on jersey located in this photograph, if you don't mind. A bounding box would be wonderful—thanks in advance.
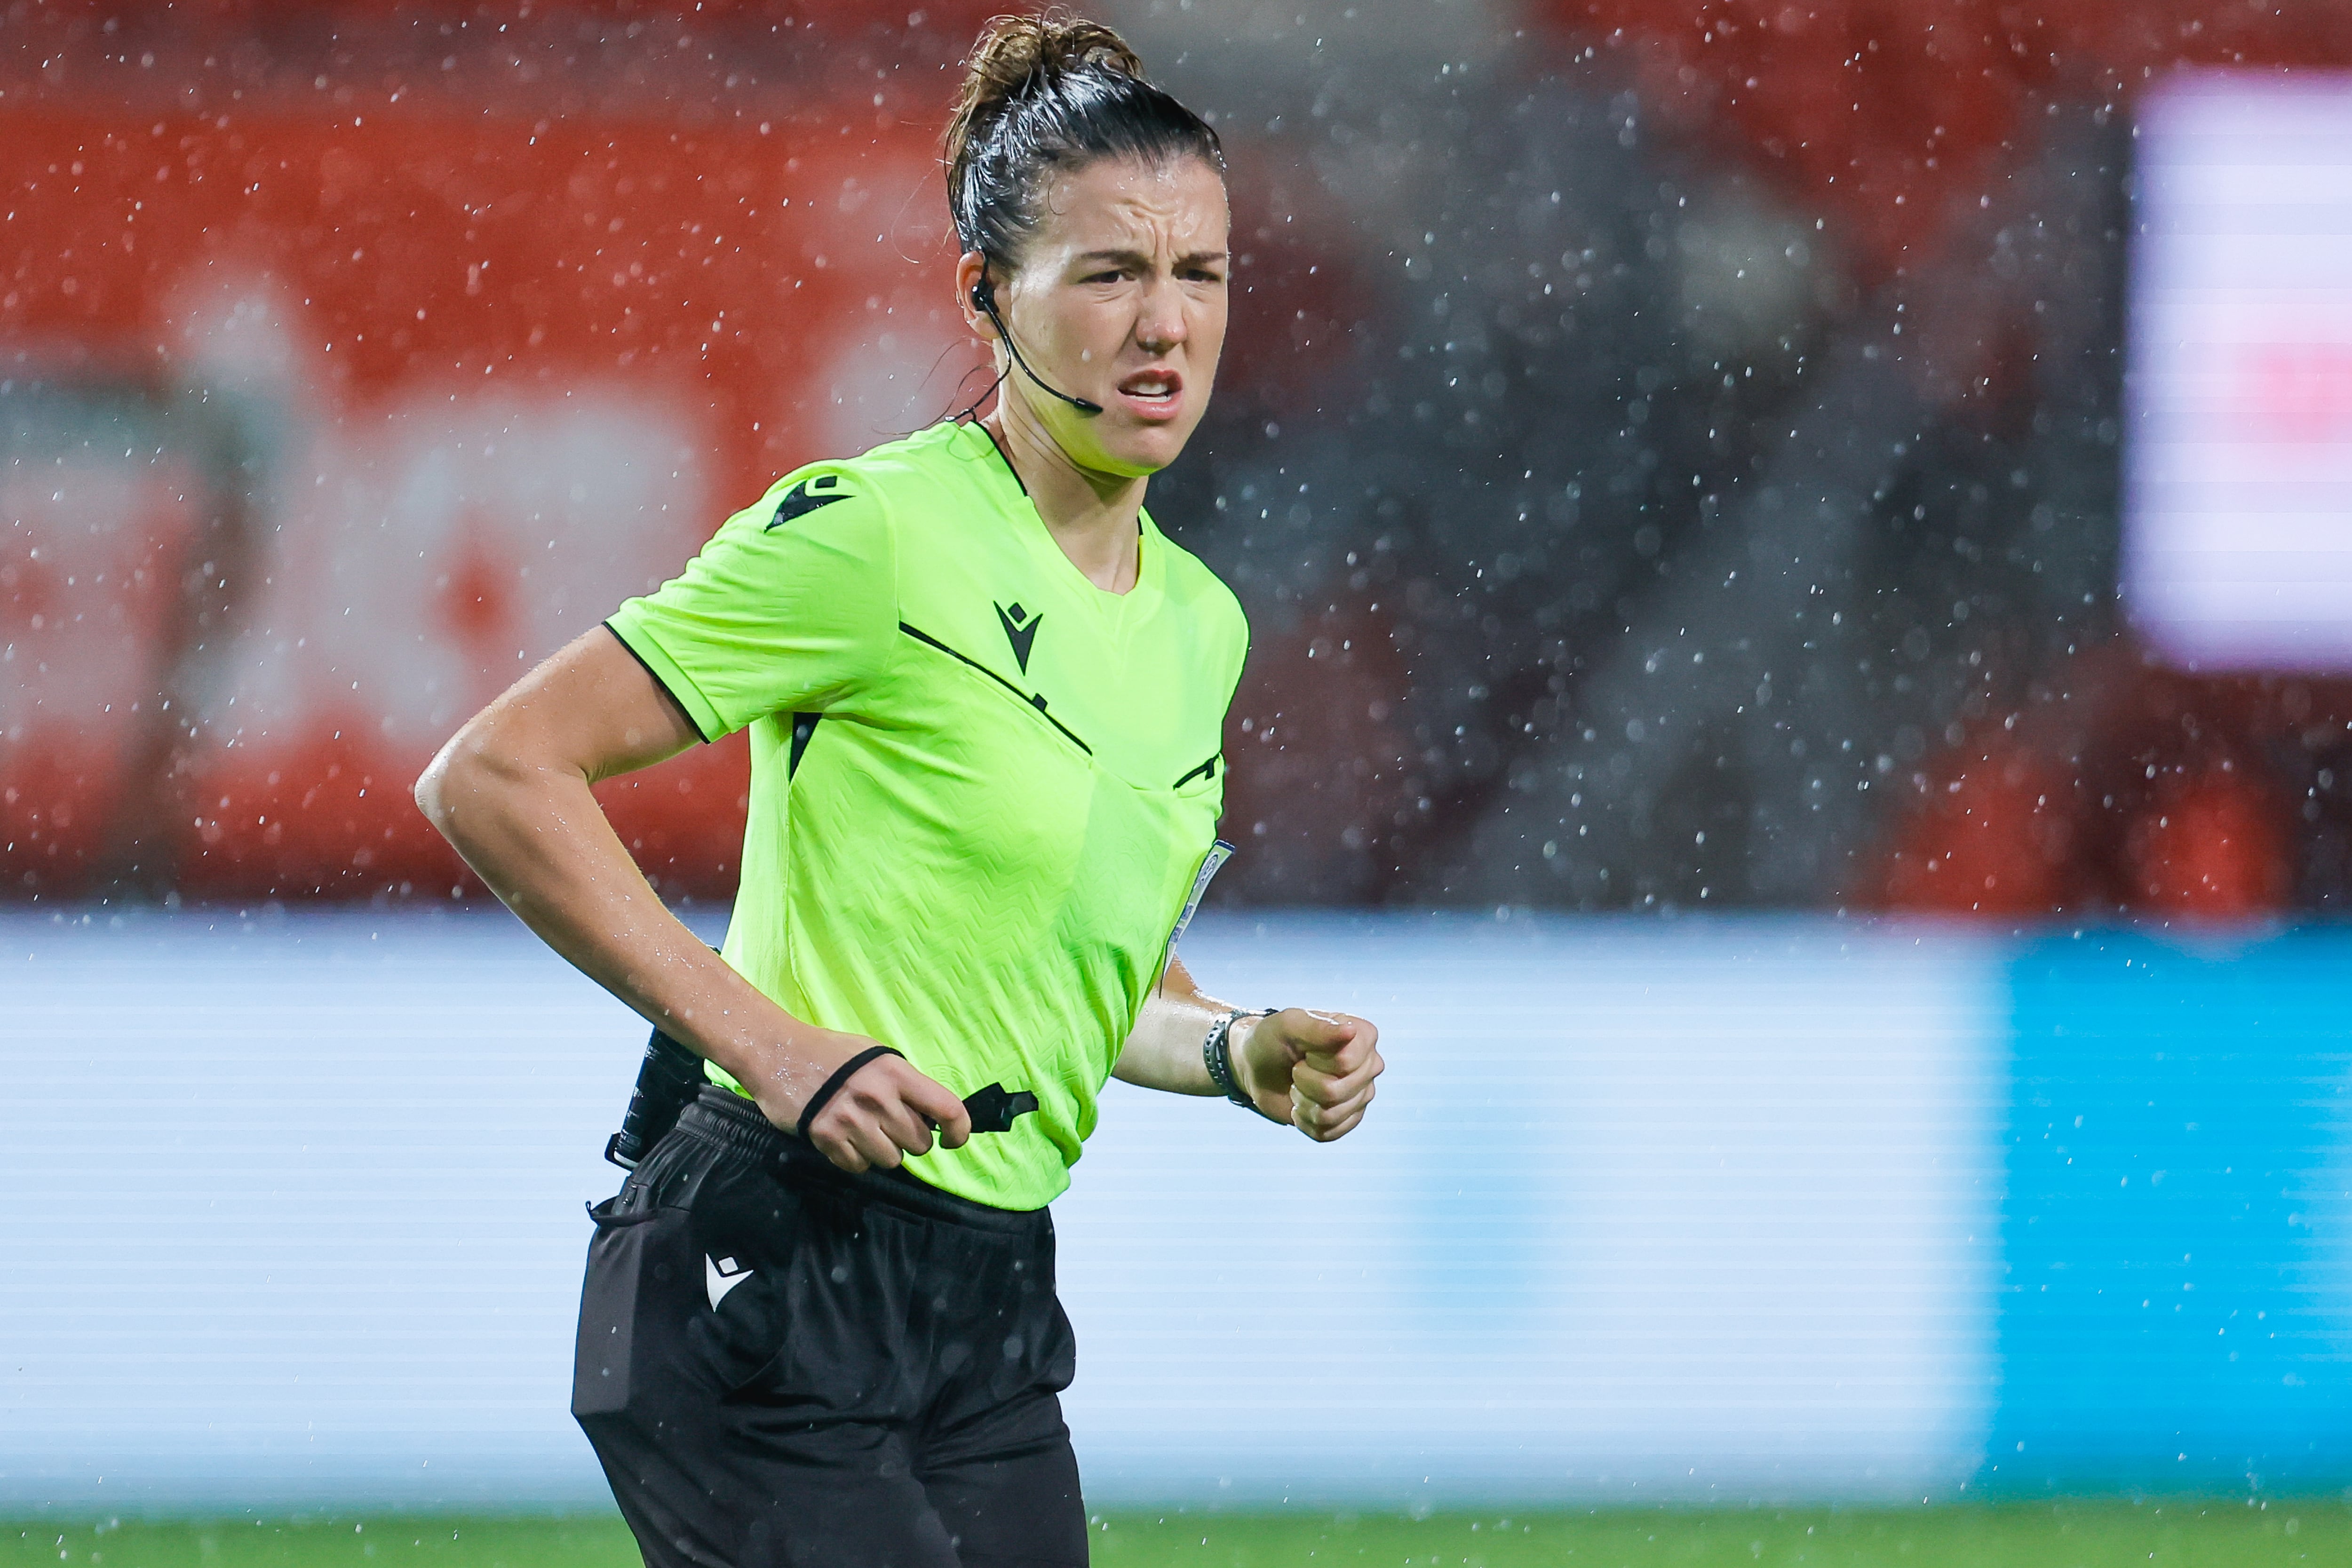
[1157,839,1234,991]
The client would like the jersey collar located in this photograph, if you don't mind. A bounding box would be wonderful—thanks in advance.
[953,419,1163,609]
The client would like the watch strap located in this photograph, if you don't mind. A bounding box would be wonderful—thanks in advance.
[1204,1008,1283,1119]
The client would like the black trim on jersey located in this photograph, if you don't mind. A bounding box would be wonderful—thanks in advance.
[972,422,1030,497]
[1173,753,1218,789]
[788,712,821,777]
[898,621,1094,756]
[602,621,708,744]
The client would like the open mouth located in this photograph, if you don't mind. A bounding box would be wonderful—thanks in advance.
[1116,368,1183,410]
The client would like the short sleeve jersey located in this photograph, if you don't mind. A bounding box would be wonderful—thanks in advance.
[606,420,1248,1211]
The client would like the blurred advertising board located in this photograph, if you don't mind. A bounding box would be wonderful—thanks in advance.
[9,912,2351,1508]
[2124,73,2352,672]
[3,99,977,901]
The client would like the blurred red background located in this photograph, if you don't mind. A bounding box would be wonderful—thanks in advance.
[9,0,2352,916]
[1556,0,2352,922]
[4,1,1000,900]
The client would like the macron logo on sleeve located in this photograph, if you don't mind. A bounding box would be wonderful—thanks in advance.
[765,475,848,531]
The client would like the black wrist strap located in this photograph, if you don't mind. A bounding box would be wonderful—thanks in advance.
[797,1045,904,1140]
[1205,1008,1284,1121]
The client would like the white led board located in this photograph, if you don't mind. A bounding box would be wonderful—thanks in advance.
[2124,74,2352,671]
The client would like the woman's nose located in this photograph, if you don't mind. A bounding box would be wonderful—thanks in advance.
[1134,277,1188,350]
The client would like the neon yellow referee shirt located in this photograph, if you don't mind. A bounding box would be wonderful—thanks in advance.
[606,420,1248,1210]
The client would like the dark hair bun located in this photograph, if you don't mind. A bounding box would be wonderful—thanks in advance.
[944,11,1221,268]
[947,14,1147,166]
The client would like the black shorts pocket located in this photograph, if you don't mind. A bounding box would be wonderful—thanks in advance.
[691,1189,805,1401]
[572,1194,696,1420]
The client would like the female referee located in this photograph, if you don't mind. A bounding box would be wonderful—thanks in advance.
[416,14,1382,1566]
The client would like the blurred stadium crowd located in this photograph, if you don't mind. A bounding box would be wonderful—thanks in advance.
[8,0,2352,916]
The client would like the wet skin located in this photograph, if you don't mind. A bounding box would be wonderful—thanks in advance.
[956,154,1231,593]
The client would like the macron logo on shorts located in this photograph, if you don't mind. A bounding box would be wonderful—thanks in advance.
[706,1254,754,1310]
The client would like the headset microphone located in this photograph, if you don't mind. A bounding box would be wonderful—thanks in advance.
[971,277,1104,417]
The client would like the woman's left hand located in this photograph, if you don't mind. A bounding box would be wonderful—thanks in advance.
[1232,1008,1383,1141]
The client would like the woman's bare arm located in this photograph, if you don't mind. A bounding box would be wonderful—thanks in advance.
[413,628,969,1170]
[1114,955,1382,1141]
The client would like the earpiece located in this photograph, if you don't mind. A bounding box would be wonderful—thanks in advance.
[968,266,1103,417]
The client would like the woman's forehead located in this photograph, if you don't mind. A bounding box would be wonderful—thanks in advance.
[1036,156,1228,253]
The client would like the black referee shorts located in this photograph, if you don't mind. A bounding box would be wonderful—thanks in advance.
[573,1086,1088,1568]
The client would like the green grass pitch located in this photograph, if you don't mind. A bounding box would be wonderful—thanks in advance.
[9,1499,2347,1567]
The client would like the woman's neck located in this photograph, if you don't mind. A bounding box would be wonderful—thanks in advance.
[985,406,1144,595]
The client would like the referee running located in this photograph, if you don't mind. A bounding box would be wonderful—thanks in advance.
[416,14,1383,1567]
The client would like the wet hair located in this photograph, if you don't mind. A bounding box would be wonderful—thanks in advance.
[944,12,1224,280]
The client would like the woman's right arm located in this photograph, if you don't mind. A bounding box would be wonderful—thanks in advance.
[413,626,969,1171]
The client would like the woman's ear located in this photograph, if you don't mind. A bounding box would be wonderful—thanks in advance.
[956,250,999,340]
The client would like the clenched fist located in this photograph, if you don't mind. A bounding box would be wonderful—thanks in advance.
[1233,1007,1383,1141]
